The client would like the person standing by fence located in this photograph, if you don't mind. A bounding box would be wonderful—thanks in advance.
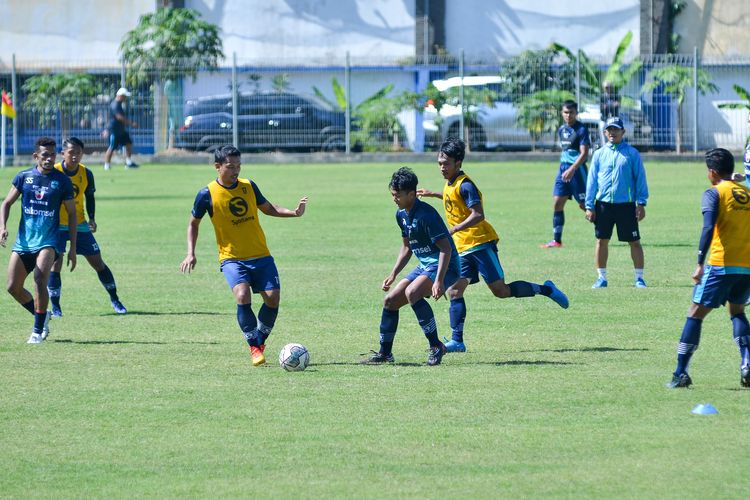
[103,88,139,171]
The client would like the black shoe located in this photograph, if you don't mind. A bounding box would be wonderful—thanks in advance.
[666,373,693,389]
[125,162,139,169]
[741,366,750,388]
[361,350,395,365]
[426,343,446,366]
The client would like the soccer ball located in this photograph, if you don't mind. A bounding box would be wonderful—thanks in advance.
[278,343,310,372]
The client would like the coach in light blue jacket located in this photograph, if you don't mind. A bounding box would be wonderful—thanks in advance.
[584,116,649,289]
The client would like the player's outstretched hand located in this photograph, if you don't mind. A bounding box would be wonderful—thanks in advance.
[416,188,439,198]
[67,252,77,272]
[180,255,197,274]
[295,196,308,217]
[382,274,395,291]
[0,229,7,247]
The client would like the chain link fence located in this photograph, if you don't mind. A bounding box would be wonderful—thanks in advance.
[1,52,748,159]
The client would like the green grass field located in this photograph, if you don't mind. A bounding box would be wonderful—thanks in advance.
[0,159,747,497]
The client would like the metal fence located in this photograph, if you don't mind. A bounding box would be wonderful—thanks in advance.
[1,52,749,160]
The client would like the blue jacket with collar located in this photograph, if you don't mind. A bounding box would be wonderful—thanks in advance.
[585,140,649,210]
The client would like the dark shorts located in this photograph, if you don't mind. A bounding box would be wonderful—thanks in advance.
[221,255,280,292]
[594,201,640,242]
[692,266,750,308]
[553,163,588,204]
[15,248,59,275]
[405,264,460,290]
[109,130,132,149]
[460,243,505,285]
[55,230,100,256]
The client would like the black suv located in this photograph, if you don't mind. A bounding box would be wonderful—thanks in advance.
[176,92,347,152]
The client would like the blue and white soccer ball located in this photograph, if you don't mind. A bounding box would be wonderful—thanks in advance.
[278,343,310,372]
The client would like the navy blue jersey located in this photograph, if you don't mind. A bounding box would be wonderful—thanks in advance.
[11,167,74,252]
[558,121,590,164]
[744,142,750,188]
[109,100,126,133]
[396,199,458,269]
[192,179,266,219]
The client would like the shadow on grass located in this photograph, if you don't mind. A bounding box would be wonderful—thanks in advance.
[648,243,692,248]
[519,347,648,354]
[99,311,227,317]
[312,361,425,367]
[480,360,577,366]
[51,339,220,345]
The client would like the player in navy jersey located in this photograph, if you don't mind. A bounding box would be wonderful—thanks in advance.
[744,112,750,187]
[0,137,77,344]
[48,137,127,316]
[362,167,459,366]
[541,100,590,248]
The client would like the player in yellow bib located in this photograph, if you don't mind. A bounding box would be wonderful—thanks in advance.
[418,138,569,353]
[668,149,750,389]
[47,138,127,316]
[180,145,308,367]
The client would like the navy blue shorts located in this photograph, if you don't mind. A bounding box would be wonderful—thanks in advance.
[594,201,640,242]
[553,163,588,204]
[55,230,100,256]
[460,243,505,284]
[221,255,280,292]
[692,266,750,308]
[405,264,460,290]
[109,130,132,149]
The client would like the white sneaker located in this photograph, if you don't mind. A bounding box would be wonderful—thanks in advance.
[27,332,44,344]
[41,310,51,340]
[104,164,111,171]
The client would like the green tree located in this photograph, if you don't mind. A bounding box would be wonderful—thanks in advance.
[119,8,224,149]
[22,73,101,139]
[515,89,575,150]
[312,78,420,151]
[642,65,718,152]
[718,84,750,145]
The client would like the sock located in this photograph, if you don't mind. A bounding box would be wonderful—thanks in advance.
[97,266,119,301]
[22,299,35,314]
[731,313,750,368]
[48,271,62,308]
[379,308,399,355]
[33,311,46,333]
[634,268,644,281]
[257,304,278,344]
[104,162,110,169]
[411,298,440,347]
[552,210,564,243]
[449,298,466,343]
[597,268,607,280]
[508,281,541,298]
[126,158,133,166]
[237,303,260,347]
[675,317,702,376]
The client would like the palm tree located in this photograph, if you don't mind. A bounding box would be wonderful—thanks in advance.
[717,84,750,144]
[641,66,718,152]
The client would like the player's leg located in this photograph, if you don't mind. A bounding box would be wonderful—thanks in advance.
[615,204,645,288]
[48,229,68,317]
[103,133,115,170]
[668,302,712,388]
[727,276,750,387]
[445,278,469,352]
[363,278,411,363]
[405,273,452,366]
[592,202,613,288]
[478,246,569,308]
[30,248,56,342]
[6,252,35,314]
[84,236,126,313]
[221,260,264,364]
[124,137,138,168]
[256,288,280,346]
[542,168,570,248]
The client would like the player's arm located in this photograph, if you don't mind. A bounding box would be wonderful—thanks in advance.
[562,138,590,181]
[450,181,484,234]
[383,237,412,291]
[584,153,600,222]
[432,236,452,300]
[693,189,719,284]
[416,188,441,198]
[257,196,308,218]
[633,153,649,222]
[85,170,97,232]
[0,186,21,248]
[63,199,77,271]
[180,216,202,274]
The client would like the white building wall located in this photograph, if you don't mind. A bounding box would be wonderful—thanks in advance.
[444,0,640,60]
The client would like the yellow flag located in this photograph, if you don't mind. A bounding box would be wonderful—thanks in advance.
[1,91,16,119]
